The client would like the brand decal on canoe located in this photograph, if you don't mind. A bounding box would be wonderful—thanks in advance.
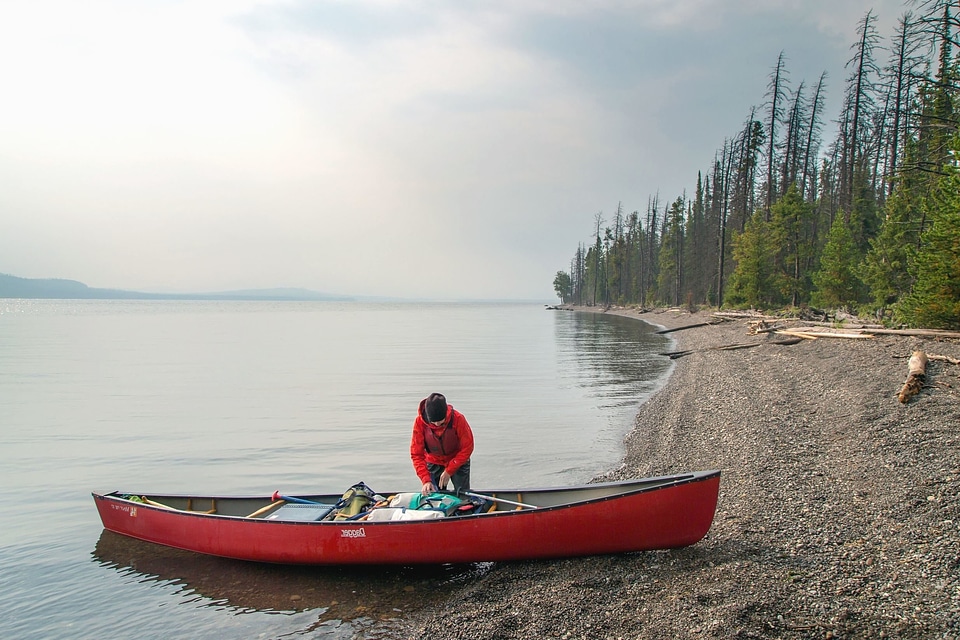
[340,528,365,538]
[111,503,137,517]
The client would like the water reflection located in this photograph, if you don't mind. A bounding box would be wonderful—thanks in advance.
[555,311,671,406]
[92,530,491,629]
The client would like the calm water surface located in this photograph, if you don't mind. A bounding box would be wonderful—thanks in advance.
[0,300,672,639]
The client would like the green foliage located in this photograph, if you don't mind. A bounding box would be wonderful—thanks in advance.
[769,185,816,305]
[726,210,777,308]
[582,245,602,305]
[859,186,920,313]
[849,165,881,253]
[656,197,685,306]
[895,144,960,329]
[812,214,863,310]
[553,271,572,303]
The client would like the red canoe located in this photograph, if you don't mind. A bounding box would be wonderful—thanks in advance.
[92,470,720,565]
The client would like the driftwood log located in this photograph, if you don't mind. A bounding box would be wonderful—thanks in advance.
[656,320,728,335]
[898,351,929,404]
[660,339,802,360]
[774,329,876,340]
[869,328,960,339]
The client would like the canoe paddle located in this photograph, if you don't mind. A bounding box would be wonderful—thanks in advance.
[272,490,538,510]
[271,491,325,505]
[449,490,539,510]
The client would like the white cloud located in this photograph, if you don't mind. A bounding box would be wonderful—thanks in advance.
[0,0,913,299]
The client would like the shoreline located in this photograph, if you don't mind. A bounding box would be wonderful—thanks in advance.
[408,307,960,639]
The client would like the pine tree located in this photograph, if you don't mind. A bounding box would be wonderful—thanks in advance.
[553,271,573,303]
[859,171,925,317]
[812,214,863,310]
[683,174,709,305]
[896,138,960,328]
[770,184,816,306]
[727,210,777,308]
[657,197,685,306]
[591,213,604,305]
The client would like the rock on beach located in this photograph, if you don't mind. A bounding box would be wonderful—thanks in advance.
[406,308,960,640]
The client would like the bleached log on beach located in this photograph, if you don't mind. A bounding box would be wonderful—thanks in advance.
[783,326,865,334]
[898,351,928,404]
[775,330,819,340]
[779,325,960,339]
[799,331,875,339]
[712,311,776,320]
[775,329,876,340]
[776,324,960,339]
[864,328,960,339]
[790,320,885,330]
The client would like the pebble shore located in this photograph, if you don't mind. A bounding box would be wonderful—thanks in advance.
[405,308,960,640]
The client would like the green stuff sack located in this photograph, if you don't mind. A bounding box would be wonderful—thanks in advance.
[409,492,468,516]
[333,482,380,520]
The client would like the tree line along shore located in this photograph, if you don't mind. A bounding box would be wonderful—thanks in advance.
[553,4,960,332]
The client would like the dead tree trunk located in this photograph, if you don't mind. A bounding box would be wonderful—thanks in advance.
[897,350,928,403]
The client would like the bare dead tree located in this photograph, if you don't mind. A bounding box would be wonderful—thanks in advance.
[801,72,828,201]
[717,140,734,307]
[884,12,925,196]
[842,10,882,215]
[592,212,603,305]
[764,52,789,218]
[910,0,960,49]
[780,80,808,194]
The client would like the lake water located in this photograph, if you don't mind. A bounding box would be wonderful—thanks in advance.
[0,300,673,639]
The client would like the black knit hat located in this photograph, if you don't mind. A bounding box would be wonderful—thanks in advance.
[424,393,447,423]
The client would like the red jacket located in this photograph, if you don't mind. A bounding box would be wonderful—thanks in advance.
[410,400,474,485]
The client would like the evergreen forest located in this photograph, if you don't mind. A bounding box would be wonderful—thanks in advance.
[553,1,960,329]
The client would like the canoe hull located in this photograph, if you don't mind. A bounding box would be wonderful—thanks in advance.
[93,471,720,565]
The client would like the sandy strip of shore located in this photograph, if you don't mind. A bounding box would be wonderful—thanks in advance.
[407,307,960,639]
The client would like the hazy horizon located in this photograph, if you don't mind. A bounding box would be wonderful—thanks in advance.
[1,1,907,300]
[0,271,553,302]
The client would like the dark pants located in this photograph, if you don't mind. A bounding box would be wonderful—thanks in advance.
[427,460,471,493]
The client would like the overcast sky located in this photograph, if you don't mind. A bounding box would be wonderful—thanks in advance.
[0,0,910,300]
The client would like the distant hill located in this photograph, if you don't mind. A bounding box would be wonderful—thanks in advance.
[0,273,353,301]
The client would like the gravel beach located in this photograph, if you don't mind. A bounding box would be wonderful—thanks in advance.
[405,308,960,640]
